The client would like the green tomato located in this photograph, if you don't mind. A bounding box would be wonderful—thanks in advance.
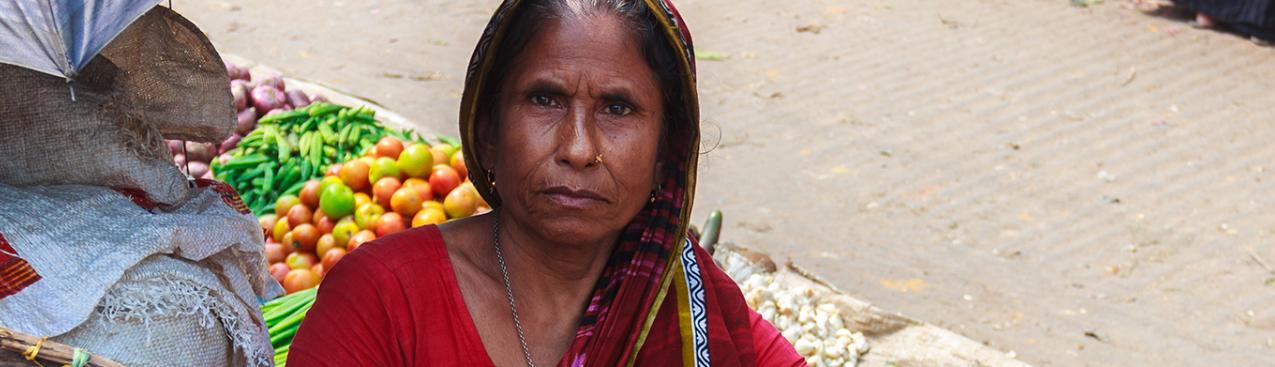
[331,217,359,248]
[318,176,345,197]
[355,203,385,230]
[319,183,356,219]
[369,157,402,184]
[398,144,433,178]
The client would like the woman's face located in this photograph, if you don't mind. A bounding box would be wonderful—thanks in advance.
[485,14,665,245]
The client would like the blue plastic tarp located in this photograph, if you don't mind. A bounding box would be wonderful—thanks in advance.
[0,0,162,78]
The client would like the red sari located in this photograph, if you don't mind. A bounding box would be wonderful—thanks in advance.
[287,226,803,366]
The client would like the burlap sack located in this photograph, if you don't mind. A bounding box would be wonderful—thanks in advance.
[0,58,191,206]
[0,7,235,206]
[99,6,235,143]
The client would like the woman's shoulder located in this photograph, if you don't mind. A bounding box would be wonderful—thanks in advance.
[318,225,457,301]
[345,224,451,274]
[290,225,492,365]
[327,215,493,292]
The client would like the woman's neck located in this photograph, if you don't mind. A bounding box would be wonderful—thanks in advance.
[495,211,618,311]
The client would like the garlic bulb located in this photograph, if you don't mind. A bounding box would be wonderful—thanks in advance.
[721,251,870,367]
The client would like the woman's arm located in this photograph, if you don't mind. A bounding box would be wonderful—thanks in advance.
[750,309,809,366]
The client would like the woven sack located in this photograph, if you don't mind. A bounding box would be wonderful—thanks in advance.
[0,181,281,367]
[0,7,235,206]
[0,58,190,206]
[99,6,235,143]
[52,254,272,367]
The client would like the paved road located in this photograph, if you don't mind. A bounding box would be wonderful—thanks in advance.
[184,1,1275,365]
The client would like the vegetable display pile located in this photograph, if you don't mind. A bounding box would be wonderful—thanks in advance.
[191,61,489,362]
[259,134,483,295]
[258,134,482,365]
[211,102,420,215]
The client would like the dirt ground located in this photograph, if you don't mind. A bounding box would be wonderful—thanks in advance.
[183,0,1275,365]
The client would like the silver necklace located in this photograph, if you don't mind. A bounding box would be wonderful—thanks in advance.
[492,218,536,367]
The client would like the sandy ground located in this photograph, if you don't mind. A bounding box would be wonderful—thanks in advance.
[182,0,1275,365]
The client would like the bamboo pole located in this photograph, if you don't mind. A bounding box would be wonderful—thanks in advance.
[0,327,124,367]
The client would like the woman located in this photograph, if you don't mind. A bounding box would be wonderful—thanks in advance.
[288,1,804,365]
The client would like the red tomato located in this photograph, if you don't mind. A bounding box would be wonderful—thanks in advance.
[280,232,295,250]
[311,263,326,280]
[375,212,407,237]
[321,248,347,270]
[291,224,320,253]
[372,177,402,209]
[390,188,423,217]
[375,137,405,160]
[264,242,286,264]
[311,208,326,225]
[339,160,371,192]
[348,230,376,251]
[402,178,434,201]
[286,204,313,227]
[269,263,291,284]
[429,165,461,198]
[299,180,322,209]
[314,214,336,235]
[282,269,319,294]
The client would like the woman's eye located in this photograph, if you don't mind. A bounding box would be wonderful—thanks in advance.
[606,104,633,116]
[531,95,555,107]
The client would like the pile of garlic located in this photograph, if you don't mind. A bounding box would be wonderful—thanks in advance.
[718,249,870,366]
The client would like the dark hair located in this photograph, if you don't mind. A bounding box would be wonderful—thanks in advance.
[477,0,690,163]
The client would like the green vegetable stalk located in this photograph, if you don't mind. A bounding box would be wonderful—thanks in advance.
[261,287,319,367]
[212,102,426,215]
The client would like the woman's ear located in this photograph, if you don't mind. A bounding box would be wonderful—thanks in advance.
[478,113,499,172]
[653,160,665,187]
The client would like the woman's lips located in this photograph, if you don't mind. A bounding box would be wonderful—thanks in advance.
[541,186,609,209]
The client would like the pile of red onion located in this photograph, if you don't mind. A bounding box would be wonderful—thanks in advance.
[167,62,328,179]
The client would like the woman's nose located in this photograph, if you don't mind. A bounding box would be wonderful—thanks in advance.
[556,102,600,170]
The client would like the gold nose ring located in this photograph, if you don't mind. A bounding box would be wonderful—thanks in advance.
[593,154,603,164]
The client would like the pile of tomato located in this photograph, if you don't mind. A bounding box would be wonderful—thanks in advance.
[259,136,486,293]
